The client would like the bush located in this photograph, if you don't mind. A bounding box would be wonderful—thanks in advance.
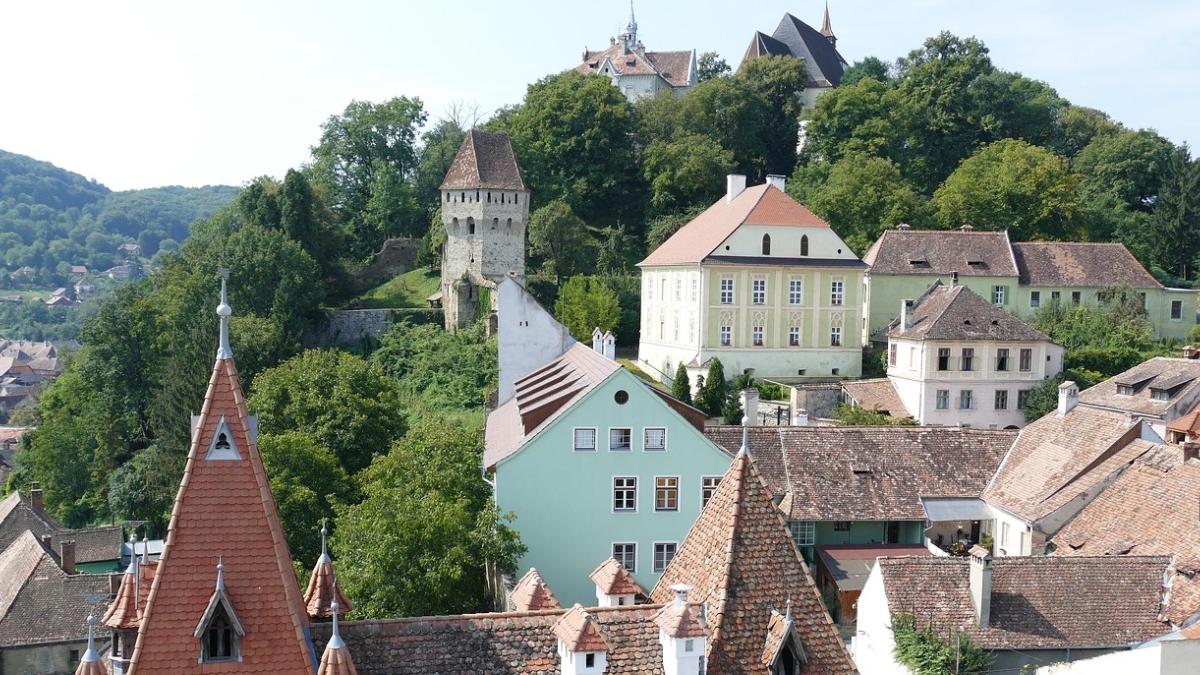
[891,613,994,675]
[831,404,915,426]
[1065,345,1143,377]
[1021,368,1104,422]
[670,362,693,405]
[554,276,622,342]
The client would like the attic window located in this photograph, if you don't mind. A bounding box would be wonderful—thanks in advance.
[852,466,872,475]
[202,605,239,662]
[907,256,926,265]
[215,433,231,451]
[967,259,985,266]
[1115,375,1155,396]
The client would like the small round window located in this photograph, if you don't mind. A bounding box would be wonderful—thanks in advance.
[614,390,629,405]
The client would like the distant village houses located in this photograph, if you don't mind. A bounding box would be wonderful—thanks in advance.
[576,4,696,100]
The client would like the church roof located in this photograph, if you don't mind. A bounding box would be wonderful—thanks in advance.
[741,12,847,87]
[440,130,527,191]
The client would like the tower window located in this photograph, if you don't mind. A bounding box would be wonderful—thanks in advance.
[801,235,809,257]
[507,218,512,230]
[452,217,459,231]
[487,192,491,203]
[493,218,498,230]
[460,192,465,202]
[762,234,771,255]
[468,218,475,235]
[202,607,238,662]
[214,433,230,451]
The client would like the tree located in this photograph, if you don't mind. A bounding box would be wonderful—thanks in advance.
[247,350,406,474]
[678,75,770,179]
[1053,105,1121,160]
[841,56,891,85]
[1147,148,1200,279]
[527,200,597,284]
[933,139,1083,240]
[831,404,916,426]
[370,320,497,411]
[414,117,468,212]
[697,358,728,418]
[737,55,809,174]
[1076,129,1175,213]
[802,77,904,165]
[1032,296,1153,352]
[259,432,355,569]
[642,133,735,215]
[554,276,622,342]
[671,362,693,405]
[107,443,185,535]
[801,154,930,253]
[1022,369,1104,422]
[890,613,994,674]
[697,51,730,82]
[596,224,641,276]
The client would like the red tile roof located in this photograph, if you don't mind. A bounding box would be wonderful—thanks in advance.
[577,45,694,87]
[863,229,1018,277]
[439,130,527,191]
[127,355,315,674]
[553,605,610,652]
[509,568,561,612]
[305,557,351,621]
[590,558,646,597]
[1013,241,1162,288]
[652,597,707,639]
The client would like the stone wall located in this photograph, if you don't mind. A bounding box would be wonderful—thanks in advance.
[307,309,442,348]
[353,238,420,292]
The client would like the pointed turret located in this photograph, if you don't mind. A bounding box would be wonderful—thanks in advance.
[124,274,315,673]
[820,2,837,46]
[305,523,351,620]
[316,601,358,675]
[509,567,561,612]
[75,615,107,675]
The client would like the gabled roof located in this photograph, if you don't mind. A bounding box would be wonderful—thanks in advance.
[649,448,855,674]
[578,45,695,88]
[863,228,1018,277]
[1168,400,1200,436]
[741,13,847,87]
[439,129,527,191]
[1013,241,1162,289]
[888,283,1051,341]
[509,568,561,612]
[1078,357,1200,418]
[840,377,908,417]
[639,184,832,267]
[553,605,609,652]
[0,490,58,553]
[589,558,646,597]
[877,555,1173,649]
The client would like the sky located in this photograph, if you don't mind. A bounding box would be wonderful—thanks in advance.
[1,0,1197,191]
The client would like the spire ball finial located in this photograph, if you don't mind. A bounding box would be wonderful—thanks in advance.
[319,520,331,564]
[215,555,225,591]
[739,415,750,455]
[80,613,100,663]
[216,268,233,359]
[329,599,346,649]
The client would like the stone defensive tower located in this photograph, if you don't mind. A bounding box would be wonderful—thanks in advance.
[439,129,530,331]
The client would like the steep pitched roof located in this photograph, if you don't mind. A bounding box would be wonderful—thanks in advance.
[705,426,1013,521]
[590,558,646,597]
[0,490,58,553]
[863,228,1018,277]
[1077,357,1200,419]
[888,283,1051,341]
[127,347,315,672]
[649,449,855,674]
[741,13,847,87]
[0,531,112,649]
[878,555,1173,649]
[509,568,561,612]
[1013,241,1162,288]
[305,557,351,621]
[553,605,610,652]
[439,129,527,191]
[578,45,695,88]
[640,184,832,267]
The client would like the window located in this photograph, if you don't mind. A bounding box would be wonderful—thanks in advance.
[830,280,844,306]
[585,653,596,668]
[614,390,629,405]
[720,277,734,304]
[720,325,732,346]
[995,389,1008,410]
[690,278,698,302]
[702,476,721,507]
[1051,291,1061,303]
[752,325,764,347]
[1030,291,1040,308]
[201,606,239,662]
[993,285,1006,305]
[1018,389,1032,410]
[790,521,815,547]
[609,428,632,451]
[752,278,766,305]
[467,218,475,235]
[833,521,851,532]
[1071,291,1081,305]
[653,542,677,573]
[674,278,682,301]
[788,279,803,304]
[643,428,666,451]
[1000,522,1010,556]
[613,543,636,572]
[889,344,898,366]
[996,348,1010,372]
[936,390,950,410]
[961,348,974,371]
[1019,348,1032,372]
[800,235,809,256]
[573,428,597,452]
[789,326,801,347]
[959,390,973,410]
[655,476,679,511]
[937,348,950,371]
[830,326,842,347]
[761,234,771,255]
[613,478,637,512]
[1172,300,1184,320]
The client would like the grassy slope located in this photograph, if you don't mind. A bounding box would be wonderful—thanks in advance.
[353,267,441,309]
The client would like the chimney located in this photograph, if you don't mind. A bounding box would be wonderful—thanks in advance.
[40,534,52,550]
[726,174,747,203]
[900,299,915,330]
[591,327,603,353]
[554,606,609,675]
[741,388,759,426]
[960,224,975,231]
[656,584,707,675]
[30,482,43,512]
[602,331,616,361]
[1183,441,1199,462]
[60,540,76,575]
[792,407,810,426]
[765,174,786,192]
[968,545,993,628]
[1057,381,1079,417]
[950,271,959,287]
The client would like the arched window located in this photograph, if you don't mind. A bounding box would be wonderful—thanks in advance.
[762,234,771,255]
[467,217,475,235]
[452,217,459,231]
[492,218,499,230]
[800,235,809,257]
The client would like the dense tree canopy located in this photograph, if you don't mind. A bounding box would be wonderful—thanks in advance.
[554,275,622,342]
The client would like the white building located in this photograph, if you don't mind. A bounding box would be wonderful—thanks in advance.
[576,5,696,101]
[495,277,575,404]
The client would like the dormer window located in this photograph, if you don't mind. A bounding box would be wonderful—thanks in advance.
[203,605,239,662]
[215,433,231,451]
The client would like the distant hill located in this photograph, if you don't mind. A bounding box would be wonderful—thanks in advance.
[0,149,238,287]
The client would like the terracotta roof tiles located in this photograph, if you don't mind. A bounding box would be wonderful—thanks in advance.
[864,229,1017,277]
[589,558,646,597]
[888,283,1051,342]
[1013,241,1162,288]
[553,605,610,652]
[578,45,694,87]
[509,568,561,612]
[439,130,527,191]
[839,378,908,417]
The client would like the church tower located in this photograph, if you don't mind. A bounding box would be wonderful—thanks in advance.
[439,129,530,331]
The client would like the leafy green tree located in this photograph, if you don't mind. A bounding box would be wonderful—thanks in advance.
[801,154,930,253]
[1053,105,1121,159]
[1076,129,1175,213]
[645,205,705,250]
[697,358,728,418]
[554,276,622,342]
[1146,147,1200,279]
[933,139,1083,239]
[1032,295,1153,352]
[1022,369,1104,422]
[671,362,693,405]
[737,55,808,174]
[596,224,641,276]
[414,118,468,212]
[890,613,994,674]
[108,443,185,534]
[643,133,735,215]
[831,404,916,426]
[678,75,770,179]
[527,199,597,284]
[801,77,904,165]
[370,320,496,411]
[259,432,355,569]
[841,56,891,85]
[247,350,406,474]
[697,51,730,82]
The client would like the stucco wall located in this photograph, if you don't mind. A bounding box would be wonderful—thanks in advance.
[496,279,575,404]
[1,640,102,675]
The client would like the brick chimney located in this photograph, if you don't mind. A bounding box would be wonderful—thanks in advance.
[30,482,43,512]
[726,174,747,203]
[968,545,992,628]
[60,540,76,575]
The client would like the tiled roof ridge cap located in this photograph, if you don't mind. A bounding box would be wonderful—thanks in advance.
[335,602,667,626]
[879,553,1173,565]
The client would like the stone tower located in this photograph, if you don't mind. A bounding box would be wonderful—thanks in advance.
[439,129,530,331]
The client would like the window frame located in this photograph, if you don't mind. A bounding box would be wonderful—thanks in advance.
[1019,348,1032,372]
[573,427,598,452]
[752,278,766,305]
[643,427,667,452]
[830,326,842,347]
[719,277,734,305]
[961,348,975,371]
[935,389,950,410]
[959,389,973,410]
[789,326,801,347]
[996,348,1010,372]
[752,325,765,347]
[993,285,1006,305]
[830,279,845,306]
[701,476,722,508]
[608,427,632,452]
[612,542,637,573]
[612,477,638,513]
[995,389,1008,410]
[1172,300,1184,321]
[1029,290,1040,308]
[655,476,680,512]
[790,520,815,547]
[937,347,950,371]
[653,541,678,573]
[889,344,898,366]
[719,325,732,347]
[788,278,803,305]
[1018,389,1032,410]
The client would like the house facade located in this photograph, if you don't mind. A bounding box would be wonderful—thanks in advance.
[638,175,865,385]
[486,343,732,605]
[576,6,696,100]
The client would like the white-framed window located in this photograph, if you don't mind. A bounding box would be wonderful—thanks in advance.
[1000,522,1010,556]
[937,348,950,371]
[613,477,637,512]
[655,476,679,511]
[830,279,844,306]
[993,285,1007,305]
[675,277,682,301]
[889,344,898,366]
[789,326,801,347]
[1018,389,1032,409]
[653,542,677,573]
[701,476,722,507]
[790,521,815,547]
[690,278,698,303]
[830,326,842,347]
[936,390,950,410]
[996,348,1010,371]
[613,542,636,572]
[609,428,632,452]
[752,278,766,305]
[1030,291,1041,308]
[719,325,732,346]
[643,427,667,451]
[788,278,803,305]
[1051,290,1061,304]
[1172,300,1184,320]
[573,428,597,452]
[1019,348,1032,372]
[995,389,1008,410]
[752,325,764,347]
[961,348,975,371]
[959,390,974,410]
[720,277,734,304]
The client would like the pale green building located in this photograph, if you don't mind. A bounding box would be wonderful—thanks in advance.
[485,342,732,605]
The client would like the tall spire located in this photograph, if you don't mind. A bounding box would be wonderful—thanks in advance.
[820,2,837,46]
[216,268,232,360]
[74,615,105,675]
[306,519,352,620]
[620,0,638,52]
[317,599,358,675]
[319,520,331,564]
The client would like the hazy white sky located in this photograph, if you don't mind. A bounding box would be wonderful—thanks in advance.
[2,0,1197,190]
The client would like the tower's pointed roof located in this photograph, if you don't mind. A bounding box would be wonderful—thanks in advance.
[101,537,140,630]
[509,567,560,612]
[439,130,527,191]
[305,524,351,620]
[74,615,107,675]
[650,446,855,673]
[820,2,834,38]
[127,274,315,673]
[317,601,358,675]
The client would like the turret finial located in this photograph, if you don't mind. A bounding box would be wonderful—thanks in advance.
[329,600,346,649]
[216,268,232,359]
[739,415,750,455]
[140,534,149,565]
[319,519,331,564]
[216,556,225,592]
[80,614,100,663]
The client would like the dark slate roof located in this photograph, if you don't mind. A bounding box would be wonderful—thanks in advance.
[741,14,847,87]
[1012,242,1163,289]
[864,229,1019,277]
[439,129,527,191]
[888,283,1051,341]
[54,525,123,564]
[704,426,1014,521]
[878,555,1173,649]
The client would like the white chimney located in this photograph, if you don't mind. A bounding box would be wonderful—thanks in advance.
[554,606,609,675]
[726,174,747,203]
[741,388,759,426]
[1057,381,1079,417]
[655,584,708,675]
[793,407,810,426]
[602,331,616,360]
[765,174,786,192]
[900,299,915,330]
[591,327,603,353]
[968,545,993,628]
[950,271,959,287]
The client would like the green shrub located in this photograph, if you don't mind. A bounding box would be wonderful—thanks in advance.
[831,404,915,426]
[1065,345,1143,377]
[891,613,994,675]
